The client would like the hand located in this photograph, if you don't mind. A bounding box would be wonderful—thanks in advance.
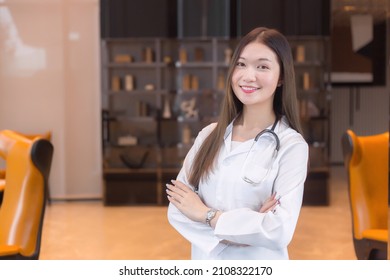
[166,180,209,223]
[259,193,280,213]
[221,239,249,247]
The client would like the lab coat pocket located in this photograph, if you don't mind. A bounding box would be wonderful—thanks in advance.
[236,163,278,210]
[235,169,271,210]
[241,165,269,185]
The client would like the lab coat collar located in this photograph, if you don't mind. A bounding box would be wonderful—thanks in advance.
[222,115,283,158]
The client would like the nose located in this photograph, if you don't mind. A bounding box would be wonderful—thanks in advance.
[242,66,257,82]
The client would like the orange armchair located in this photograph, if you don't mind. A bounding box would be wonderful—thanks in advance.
[341,130,388,260]
[0,131,51,205]
[0,130,53,259]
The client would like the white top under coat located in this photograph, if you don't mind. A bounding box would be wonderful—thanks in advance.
[167,116,309,260]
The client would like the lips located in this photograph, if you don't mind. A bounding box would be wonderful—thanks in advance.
[240,86,259,94]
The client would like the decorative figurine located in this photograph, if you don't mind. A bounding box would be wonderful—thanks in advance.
[180,97,198,119]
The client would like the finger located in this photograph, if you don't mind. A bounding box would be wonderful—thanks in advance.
[259,199,278,212]
[166,187,183,203]
[171,180,192,193]
[261,204,276,213]
[263,197,277,207]
[167,194,181,207]
[263,192,277,203]
[269,199,281,213]
[166,183,186,197]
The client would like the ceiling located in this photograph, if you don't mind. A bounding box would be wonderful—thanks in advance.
[332,0,388,26]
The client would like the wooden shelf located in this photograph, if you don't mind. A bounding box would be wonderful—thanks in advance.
[101,37,331,206]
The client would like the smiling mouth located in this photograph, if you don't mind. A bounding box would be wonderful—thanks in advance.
[240,86,260,93]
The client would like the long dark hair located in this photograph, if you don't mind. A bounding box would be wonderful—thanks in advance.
[189,27,302,187]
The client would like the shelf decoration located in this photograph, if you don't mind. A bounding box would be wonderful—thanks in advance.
[307,101,320,117]
[143,47,154,63]
[163,56,172,64]
[194,47,204,62]
[295,45,305,63]
[179,47,187,64]
[181,124,192,145]
[182,74,191,91]
[162,97,172,119]
[224,48,233,64]
[182,74,200,91]
[137,101,149,117]
[111,76,121,91]
[118,135,138,146]
[124,75,135,91]
[144,84,155,91]
[299,99,308,120]
[180,97,198,119]
[217,72,225,90]
[114,54,133,63]
[191,75,199,90]
[303,72,310,90]
[120,151,149,169]
[299,99,320,120]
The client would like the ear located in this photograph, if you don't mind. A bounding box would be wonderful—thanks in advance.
[277,80,283,87]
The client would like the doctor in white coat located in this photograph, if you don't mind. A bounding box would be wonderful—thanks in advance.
[166,27,309,260]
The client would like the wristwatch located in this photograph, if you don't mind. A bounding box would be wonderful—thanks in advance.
[205,208,218,226]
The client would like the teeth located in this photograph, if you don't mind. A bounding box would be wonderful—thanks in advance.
[241,86,258,91]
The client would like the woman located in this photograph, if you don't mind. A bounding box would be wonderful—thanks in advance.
[166,27,309,260]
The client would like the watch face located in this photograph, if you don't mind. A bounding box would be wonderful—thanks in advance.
[207,209,216,219]
[206,209,217,226]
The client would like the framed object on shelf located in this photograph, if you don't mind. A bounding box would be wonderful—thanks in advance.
[331,11,387,86]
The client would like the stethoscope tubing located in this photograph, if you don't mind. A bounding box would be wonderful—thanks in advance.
[254,128,280,152]
[242,118,280,186]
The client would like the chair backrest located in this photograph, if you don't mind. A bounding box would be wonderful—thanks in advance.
[341,130,388,240]
[0,130,52,203]
[0,130,53,259]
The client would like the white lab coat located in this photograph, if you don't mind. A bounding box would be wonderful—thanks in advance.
[167,116,309,260]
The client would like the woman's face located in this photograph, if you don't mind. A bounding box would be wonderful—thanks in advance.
[231,41,281,109]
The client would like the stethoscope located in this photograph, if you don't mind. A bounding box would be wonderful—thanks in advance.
[241,117,280,186]
[194,118,281,194]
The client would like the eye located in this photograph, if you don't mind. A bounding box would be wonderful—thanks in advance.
[235,61,245,68]
[257,64,269,70]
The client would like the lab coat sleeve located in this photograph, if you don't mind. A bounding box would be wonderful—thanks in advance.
[167,124,228,257]
[214,140,309,250]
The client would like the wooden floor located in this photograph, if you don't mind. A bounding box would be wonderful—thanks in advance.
[38,166,367,260]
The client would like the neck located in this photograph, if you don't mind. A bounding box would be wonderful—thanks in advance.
[237,106,276,131]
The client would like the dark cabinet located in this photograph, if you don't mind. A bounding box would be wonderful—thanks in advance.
[100,0,177,38]
[237,0,330,36]
[177,0,233,38]
[101,0,330,38]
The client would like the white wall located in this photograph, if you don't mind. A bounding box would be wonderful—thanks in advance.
[0,0,102,199]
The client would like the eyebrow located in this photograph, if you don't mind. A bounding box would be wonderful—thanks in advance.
[238,57,273,62]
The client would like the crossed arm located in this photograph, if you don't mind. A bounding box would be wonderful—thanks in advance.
[166,180,279,229]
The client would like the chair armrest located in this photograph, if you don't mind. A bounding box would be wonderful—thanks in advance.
[0,244,20,256]
[362,229,388,243]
